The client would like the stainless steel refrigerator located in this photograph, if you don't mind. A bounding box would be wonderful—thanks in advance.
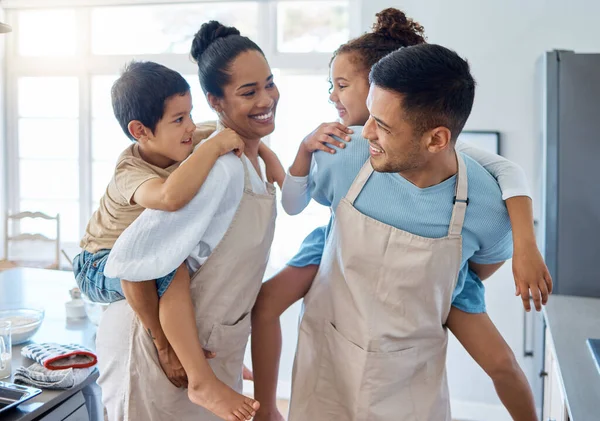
[535,49,600,414]
[541,50,600,297]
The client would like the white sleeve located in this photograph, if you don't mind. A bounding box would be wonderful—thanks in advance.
[456,141,531,200]
[104,156,241,281]
[281,158,317,215]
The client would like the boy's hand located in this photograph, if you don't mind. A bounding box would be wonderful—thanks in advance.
[156,344,216,388]
[513,245,553,312]
[301,122,353,154]
[210,128,245,157]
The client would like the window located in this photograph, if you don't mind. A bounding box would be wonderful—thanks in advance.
[91,75,124,209]
[183,75,218,124]
[264,71,336,276]
[277,1,349,53]
[91,3,259,55]
[17,77,80,243]
[5,0,356,399]
[17,9,77,56]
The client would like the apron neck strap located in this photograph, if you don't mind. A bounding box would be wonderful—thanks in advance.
[240,155,253,191]
[345,159,375,205]
[448,152,469,237]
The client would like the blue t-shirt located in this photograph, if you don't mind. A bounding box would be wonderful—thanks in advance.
[287,129,513,314]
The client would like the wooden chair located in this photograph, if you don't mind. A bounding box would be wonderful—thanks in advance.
[0,211,61,271]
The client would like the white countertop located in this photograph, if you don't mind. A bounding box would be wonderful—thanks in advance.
[543,294,600,421]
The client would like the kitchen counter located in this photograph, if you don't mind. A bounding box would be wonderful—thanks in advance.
[0,268,101,421]
[543,294,600,421]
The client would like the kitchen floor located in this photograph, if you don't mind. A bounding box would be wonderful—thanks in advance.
[103,401,470,420]
[274,400,469,421]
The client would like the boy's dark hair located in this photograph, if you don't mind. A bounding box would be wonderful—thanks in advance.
[370,43,476,141]
[111,61,190,141]
[190,20,264,97]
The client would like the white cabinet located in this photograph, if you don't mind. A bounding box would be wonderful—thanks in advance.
[37,391,90,421]
[543,328,570,421]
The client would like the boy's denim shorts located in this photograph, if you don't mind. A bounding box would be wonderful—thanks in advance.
[73,249,177,304]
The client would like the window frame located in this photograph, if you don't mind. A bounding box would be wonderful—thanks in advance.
[2,0,359,252]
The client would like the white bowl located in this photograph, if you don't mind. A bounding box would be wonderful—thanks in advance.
[81,296,109,326]
[0,308,45,345]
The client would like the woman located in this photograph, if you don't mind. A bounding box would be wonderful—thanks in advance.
[96,21,282,421]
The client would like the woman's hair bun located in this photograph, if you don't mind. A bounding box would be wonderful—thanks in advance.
[191,20,241,63]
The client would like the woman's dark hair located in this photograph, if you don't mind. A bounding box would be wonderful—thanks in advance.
[191,20,264,97]
[332,8,426,72]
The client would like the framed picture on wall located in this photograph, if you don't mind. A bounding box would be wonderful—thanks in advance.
[457,130,501,155]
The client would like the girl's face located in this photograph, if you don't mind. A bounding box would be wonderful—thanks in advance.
[209,50,280,141]
[328,52,371,127]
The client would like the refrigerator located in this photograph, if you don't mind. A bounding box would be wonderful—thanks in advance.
[536,49,600,414]
[541,50,600,298]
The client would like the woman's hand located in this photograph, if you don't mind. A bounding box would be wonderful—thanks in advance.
[156,344,216,388]
[157,344,188,388]
[258,142,285,188]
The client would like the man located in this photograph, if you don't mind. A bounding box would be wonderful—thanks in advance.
[286,44,515,421]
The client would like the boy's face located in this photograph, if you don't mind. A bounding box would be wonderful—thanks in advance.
[143,91,196,165]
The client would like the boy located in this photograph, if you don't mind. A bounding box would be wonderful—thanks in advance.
[74,61,258,419]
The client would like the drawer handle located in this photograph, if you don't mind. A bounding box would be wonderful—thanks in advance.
[523,306,534,358]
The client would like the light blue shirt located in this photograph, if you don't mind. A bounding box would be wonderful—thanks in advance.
[287,130,513,314]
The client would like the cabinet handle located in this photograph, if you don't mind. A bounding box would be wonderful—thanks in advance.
[523,307,534,358]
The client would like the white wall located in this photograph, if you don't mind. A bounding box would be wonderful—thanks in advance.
[360,1,600,419]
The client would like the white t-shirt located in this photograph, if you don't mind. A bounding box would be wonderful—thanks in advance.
[104,152,267,281]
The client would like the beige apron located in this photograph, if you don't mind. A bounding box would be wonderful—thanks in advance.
[96,157,276,421]
[288,153,468,421]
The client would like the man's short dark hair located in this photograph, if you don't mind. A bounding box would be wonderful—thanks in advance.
[111,61,190,141]
[369,43,476,141]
